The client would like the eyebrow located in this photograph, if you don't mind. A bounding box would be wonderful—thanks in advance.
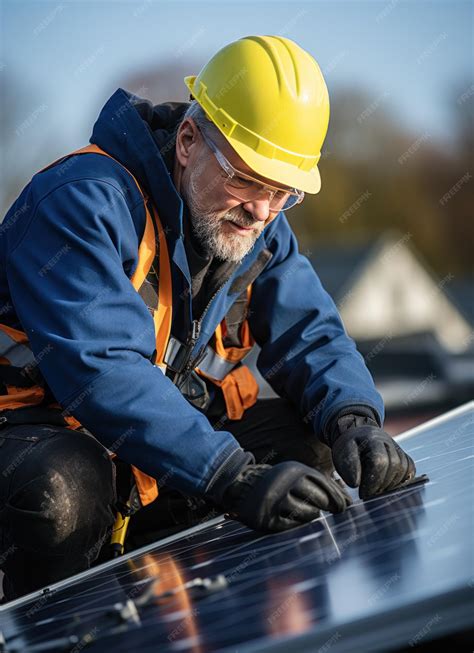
[231,157,293,191]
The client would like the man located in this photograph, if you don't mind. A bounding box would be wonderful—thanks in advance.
[0,35,415,600]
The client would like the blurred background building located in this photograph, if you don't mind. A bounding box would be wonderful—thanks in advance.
[1,0,473,433]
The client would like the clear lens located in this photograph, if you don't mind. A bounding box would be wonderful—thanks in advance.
[227,174,254,190]
[223,180,302,211]
[281,194,302,211]
[199,127,304,211]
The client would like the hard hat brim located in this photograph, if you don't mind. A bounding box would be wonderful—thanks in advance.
[184,75,322,195]
[223,134,322,195]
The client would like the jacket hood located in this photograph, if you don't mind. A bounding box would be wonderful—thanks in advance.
[90,88,189,238]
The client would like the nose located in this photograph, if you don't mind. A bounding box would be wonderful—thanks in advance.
[242,197,271,223]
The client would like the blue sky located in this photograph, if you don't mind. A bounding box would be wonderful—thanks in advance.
[1,0,472,178]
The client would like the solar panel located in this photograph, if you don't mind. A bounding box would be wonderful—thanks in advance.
[1,402,473,652]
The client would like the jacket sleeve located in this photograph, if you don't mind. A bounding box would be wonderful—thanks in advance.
[248,213,385,439]
[6,178,247,495]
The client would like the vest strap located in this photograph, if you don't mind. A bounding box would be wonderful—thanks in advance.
[197,346,241,380]
[0,327,36,368]
[165,334,253,383]
[50,144,166,507]
[219,365,260,420]
[163,335,193,374]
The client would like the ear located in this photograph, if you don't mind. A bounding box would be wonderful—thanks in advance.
[175,117,200,168]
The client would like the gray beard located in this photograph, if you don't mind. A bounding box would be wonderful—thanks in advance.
[182,162,262,263]
[189,207,260,263]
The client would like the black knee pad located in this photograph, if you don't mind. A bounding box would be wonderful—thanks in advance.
[2,425,117,556]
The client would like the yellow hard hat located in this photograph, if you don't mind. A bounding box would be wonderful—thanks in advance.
[184,35,330,194]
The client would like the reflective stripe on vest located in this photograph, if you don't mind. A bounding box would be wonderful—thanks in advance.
[198,347,236,380]
[0,327,36,368]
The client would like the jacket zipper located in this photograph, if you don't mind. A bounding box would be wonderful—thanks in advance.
[181,278,232,377]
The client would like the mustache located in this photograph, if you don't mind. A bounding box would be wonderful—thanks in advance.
[224,209,259,229]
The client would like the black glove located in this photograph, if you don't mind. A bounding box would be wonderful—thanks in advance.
[326,409,416,500]
[220,461,352,533]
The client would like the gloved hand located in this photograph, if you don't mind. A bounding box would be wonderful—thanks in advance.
[220,461,352,533]
[326,410,416,500]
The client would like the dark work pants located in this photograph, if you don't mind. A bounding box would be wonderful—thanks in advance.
[0,398,333,602]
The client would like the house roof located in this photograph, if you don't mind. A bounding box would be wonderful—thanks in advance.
[308,240,375,299]
[307,234,473,327]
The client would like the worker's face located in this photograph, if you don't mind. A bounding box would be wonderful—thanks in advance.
[176,119,280,262]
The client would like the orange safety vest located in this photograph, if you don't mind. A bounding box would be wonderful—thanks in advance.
[0,144,259,506]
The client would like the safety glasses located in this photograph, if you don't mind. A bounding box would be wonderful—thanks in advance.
[198,127,305,212]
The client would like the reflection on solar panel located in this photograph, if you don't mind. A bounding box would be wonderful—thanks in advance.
[1,402,473,652]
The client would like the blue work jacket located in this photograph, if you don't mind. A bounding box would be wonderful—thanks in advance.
[0,88,384,496]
